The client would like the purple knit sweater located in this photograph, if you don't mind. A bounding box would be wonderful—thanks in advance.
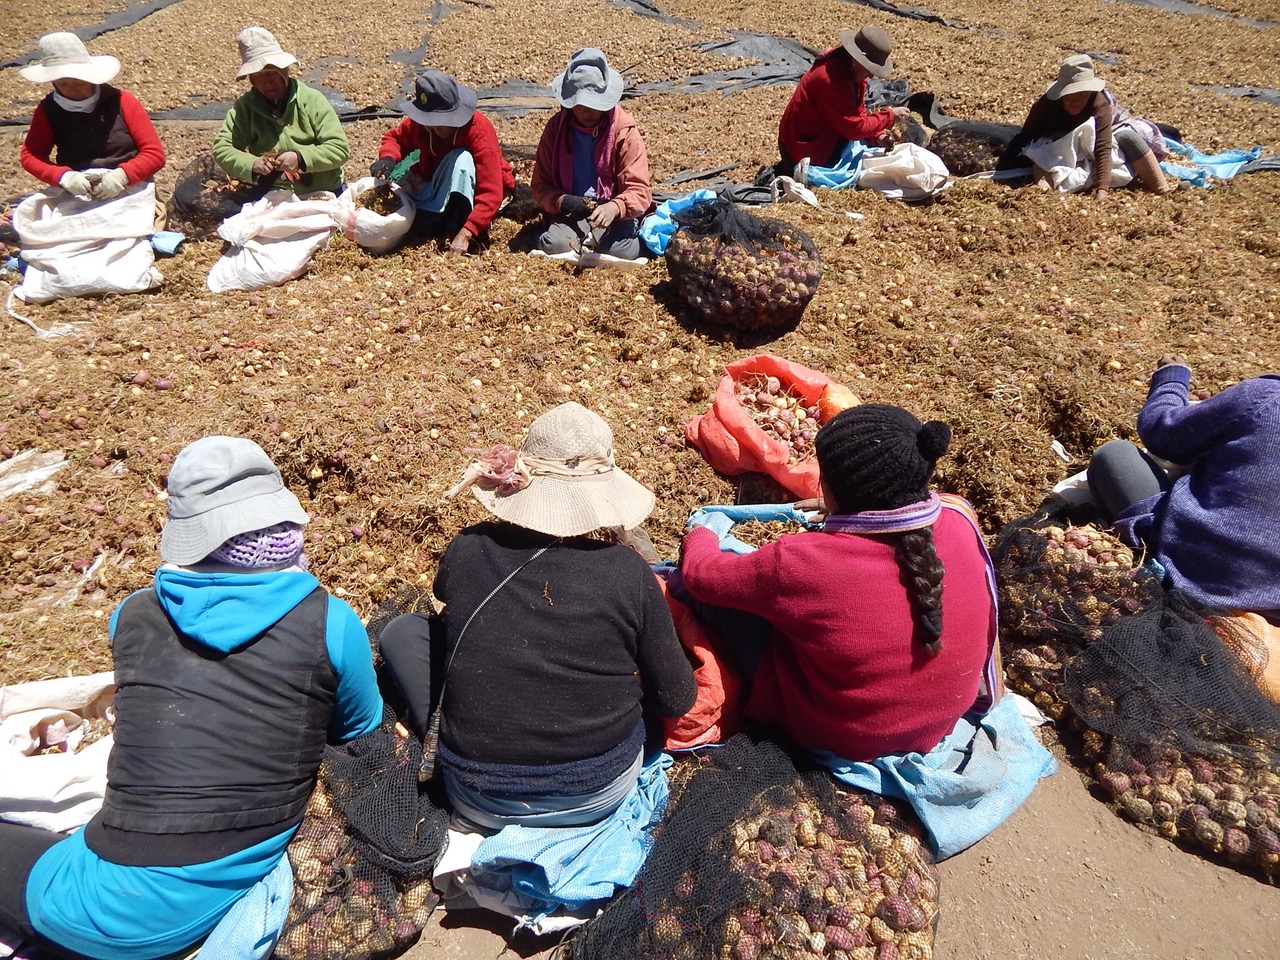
[1116,365,1280,614]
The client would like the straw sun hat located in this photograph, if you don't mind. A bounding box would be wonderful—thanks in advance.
[19,33,120,85]
[446,402,655,538]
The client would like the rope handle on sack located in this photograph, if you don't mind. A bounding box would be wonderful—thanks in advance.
[418,544,551,782]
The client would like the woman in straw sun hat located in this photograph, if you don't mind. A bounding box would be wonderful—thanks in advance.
[0,436,382,960]
[997,54,1175,197]
[19,32,166,202]
[524,48,653,260]
[379,402,695,829]
[774,25,911,179]
[212,26,350,194]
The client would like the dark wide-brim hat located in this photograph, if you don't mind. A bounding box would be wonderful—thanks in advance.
[401,69,477,127]
[839,25,894,79]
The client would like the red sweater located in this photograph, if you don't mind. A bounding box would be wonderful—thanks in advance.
[778,48,894,166]
[679,508,994,760]
[378,113,514,237]
[20,88,165,188]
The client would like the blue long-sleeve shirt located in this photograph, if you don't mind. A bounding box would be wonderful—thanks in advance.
[1117,365,1280,614]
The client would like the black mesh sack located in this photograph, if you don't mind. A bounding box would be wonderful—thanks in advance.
[992,513,1162,724]
[166,154,271,239]
[922,127,1012,176]
[569,735,940,960]
[665,199,821,331]
[1063,591,1280,878]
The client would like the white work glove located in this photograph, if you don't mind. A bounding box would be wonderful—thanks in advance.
[92,168,129,200]
[59,171,93,201]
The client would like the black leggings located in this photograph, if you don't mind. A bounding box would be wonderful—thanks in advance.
[0,822,72,957]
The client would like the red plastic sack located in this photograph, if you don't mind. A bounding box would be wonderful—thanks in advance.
[657,576,745,751]
[684,354,833,499]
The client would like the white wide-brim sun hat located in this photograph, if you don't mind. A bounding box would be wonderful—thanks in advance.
[467,402,655,537]
[20,32,120,85]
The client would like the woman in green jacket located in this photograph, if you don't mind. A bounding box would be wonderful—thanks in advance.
[212,26,349,194]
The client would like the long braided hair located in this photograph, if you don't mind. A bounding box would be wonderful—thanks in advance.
[814,404,952,657]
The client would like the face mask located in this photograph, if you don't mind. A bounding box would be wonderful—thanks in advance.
[52,86,100,113]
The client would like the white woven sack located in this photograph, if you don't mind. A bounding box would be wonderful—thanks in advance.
[1023,118,1134,193]
[207,190,336,293]
[857,143,952,201]
[331,178,415,254]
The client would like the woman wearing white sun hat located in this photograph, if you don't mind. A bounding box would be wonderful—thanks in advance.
[997,54,1174,197]
[18,32,166,201]
[379,402,695,829]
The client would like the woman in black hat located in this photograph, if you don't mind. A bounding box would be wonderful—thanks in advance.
[370,69,515,253]
[675,404,997,762]
[776,26,911,179]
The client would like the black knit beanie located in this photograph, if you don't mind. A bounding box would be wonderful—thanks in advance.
[814,404,951,513]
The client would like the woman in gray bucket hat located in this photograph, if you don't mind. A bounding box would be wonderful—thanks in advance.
[523,48,653,260]
[212,26,350,195]
[0,436,382,960]
[379,402,695,830]
[369,69,515,254]
[997,54,1175,197]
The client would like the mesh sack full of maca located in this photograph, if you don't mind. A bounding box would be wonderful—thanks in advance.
[991,513,1162,724]
[569,736,941,960]
[665,198,821,330]
[166,154,268,239]
[275,716,449,960]
[1062,591,1280,880]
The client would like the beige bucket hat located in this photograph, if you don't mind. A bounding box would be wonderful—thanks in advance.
[446,402,655,537]
[1046,54,1106,100]
[235,26,298,79]
[160,436,310,565]
[20,33,120,85]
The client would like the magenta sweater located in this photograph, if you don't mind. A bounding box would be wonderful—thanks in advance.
[679,509,994,760]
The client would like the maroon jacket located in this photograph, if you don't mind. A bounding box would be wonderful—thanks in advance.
[778,48,894,166]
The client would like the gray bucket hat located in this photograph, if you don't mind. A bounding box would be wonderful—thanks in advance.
[1046,54,1106,100]
[401,69,478,127]
[839,25,894,79]
[20,33,120,85]
[235,26,298,79]
[458,402,654,537]
[160,436,309,565]
[551,48,624,111]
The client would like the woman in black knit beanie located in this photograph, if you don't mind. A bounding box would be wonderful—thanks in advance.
[677,403,999,761]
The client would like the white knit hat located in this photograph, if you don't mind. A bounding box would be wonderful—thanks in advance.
[235,26,298,79]
[461,403,654,537]
[20,33,120,85]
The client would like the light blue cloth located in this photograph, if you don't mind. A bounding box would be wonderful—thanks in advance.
[468,753,672,921]
[1160,139,1265,187]
[639,188,716,256]
[806,140,873,190]
[151,231,186,256]
[685,502,819,554]
[403,148,476,212]
[198,853,293,960]
[812,695,1057,860]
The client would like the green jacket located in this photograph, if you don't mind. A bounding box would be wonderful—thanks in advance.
[212,79,349,194]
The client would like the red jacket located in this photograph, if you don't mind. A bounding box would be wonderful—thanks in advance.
[679,508,994,760]
[378,112,514,237]
[21,87,165,188]
[778,48,894,166]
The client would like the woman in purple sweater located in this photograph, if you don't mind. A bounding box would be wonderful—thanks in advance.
[1088,355,1280,619]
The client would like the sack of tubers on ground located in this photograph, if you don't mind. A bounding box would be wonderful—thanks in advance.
[167,154,268,239]
[685,354,860,500]
[276,721,449,960]
[1062,590,1280,879]
[992,517,1162,720]
[665,198,821,331]
[922,128,1009,177]
[569,736,940,960]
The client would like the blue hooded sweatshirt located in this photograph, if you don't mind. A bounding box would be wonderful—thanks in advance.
[25,568,383,960]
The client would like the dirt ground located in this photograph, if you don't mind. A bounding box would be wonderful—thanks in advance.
[2,0,1279,955]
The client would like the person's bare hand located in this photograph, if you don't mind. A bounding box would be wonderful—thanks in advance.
[276,151,302,182]
[1095,188,1109,201]
[587,200,620,229]
[251,155,276,177]
[891,105,911,119]
[1157,353,1187,368]
[447,228,472,255]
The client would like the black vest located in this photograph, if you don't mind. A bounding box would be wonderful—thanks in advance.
[86,587,337,866]
[43,84,139,172]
